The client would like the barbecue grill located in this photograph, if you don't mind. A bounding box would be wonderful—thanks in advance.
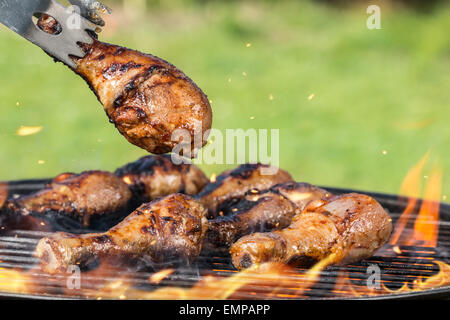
[0,180,449,300]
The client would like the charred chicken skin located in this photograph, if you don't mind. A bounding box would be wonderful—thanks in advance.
[115,155,209,203]
[230,193,393,270]
[204,182,331,251]
[195,163,293,218]
[37,16,212,156]
[6,171,132,227]
[35,194,208,274]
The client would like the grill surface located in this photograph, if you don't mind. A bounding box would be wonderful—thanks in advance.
[0,181,449,300]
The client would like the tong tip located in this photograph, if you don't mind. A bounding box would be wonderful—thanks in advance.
[69,0,112,27]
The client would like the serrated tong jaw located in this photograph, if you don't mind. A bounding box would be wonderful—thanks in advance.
[0,0,110,68]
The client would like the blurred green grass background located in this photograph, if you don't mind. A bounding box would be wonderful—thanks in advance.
[0,0,449,198]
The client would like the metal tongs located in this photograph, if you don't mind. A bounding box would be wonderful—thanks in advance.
[0,0,111,68]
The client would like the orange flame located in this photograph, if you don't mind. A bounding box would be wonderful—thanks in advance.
[390,152,443,247]
[333,151,449,297]
[94,263,295,300]
[334,261,450,297]
[409,164,442,247]
[0,268,33,295]
[92,254,338,300]
[149,269,175,284]
[390,151,429,245]
[0,183,7,209]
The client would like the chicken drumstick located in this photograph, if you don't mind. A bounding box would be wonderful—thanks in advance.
[195,163,293,218]
[230,193,393,269]
[203,182,331,252]
[37,15,212,156]
[115,155,209,203]
[5,171,132,227]
[35,194,208,274]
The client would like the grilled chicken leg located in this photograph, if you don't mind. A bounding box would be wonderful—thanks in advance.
[37,16,212,156]
[35,194,208,274]
[195,163,293,218]
[204,182,331,251]
[230,193,393,269]
[5,171,132,227]
[115,155,209,203]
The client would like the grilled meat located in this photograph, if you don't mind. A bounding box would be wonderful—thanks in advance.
[230,193,393,270]
[204,182,331,251]
[37,15,212,156]
[5,171,132,227]
[196,163,293,218]
[203,190,296,252]
[270,182,333,208]
[35,194,208,274]
[115,155,209,203]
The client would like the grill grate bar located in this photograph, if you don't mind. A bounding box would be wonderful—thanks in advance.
[0,241,35,250]
[0,257,444,276]
[0,270,439,295]
[0,249,37,256]
[0,259,448,299]
[0,255,39,264]
[0,237,40,244]
[1,257,442,283]
[0,271,429,299]
[1,247,446,268]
